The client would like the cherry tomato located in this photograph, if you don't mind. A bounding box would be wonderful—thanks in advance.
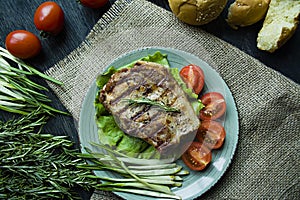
[179,64,205,95]
[5,30,41,59]
[79,0,109,9]
[200,92,226,120]
[197,120,226,149]
[34,1,64,36]
[182,142,212,171]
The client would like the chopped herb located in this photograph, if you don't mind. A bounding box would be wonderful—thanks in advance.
[0,109,97,199]
[124,97,180,113]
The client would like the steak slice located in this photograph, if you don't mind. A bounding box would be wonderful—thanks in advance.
[99,61,200,158]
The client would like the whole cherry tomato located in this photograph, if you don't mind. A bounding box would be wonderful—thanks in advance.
[179,64,205,95]
[197,120,226,149]
[199,92,226,120]
[5,30,41,59]
[79,0,109,8]
[34,1,64,36]
[182,142,212,171]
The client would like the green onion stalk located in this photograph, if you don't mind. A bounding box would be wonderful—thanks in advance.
[0,47,68,115]
[77,143,188,199]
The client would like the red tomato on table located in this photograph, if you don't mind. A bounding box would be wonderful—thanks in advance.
[5,30,41,59]
[182,142,212,171]
[197,120,226,149]
[179,64,205,95]
[34,1,64,36]
[200,92,226,120]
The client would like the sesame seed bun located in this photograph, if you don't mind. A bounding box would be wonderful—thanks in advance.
[168,0,228,25]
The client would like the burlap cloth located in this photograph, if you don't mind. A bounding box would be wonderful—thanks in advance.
[45,0,300,199]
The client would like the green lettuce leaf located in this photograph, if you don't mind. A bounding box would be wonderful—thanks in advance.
[96,66,118,89]
[114,51,169,70]
[96,116,123,147]
[141,51,169,67]
[116,134,149,157]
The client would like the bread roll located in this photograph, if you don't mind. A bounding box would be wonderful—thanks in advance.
[226,0,271,29]
[168,0,228,26]
[257,0,300,53]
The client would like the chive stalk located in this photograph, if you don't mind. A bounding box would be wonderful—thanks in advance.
[77,143,188,199]
[0,47,68,115]
[0,47,62,85]
[95,176,182,186]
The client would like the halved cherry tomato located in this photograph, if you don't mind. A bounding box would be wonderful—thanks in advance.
[200,92,226,120]
[5,30,41,59]
[79,0,109,9]
[179,64,205,95]
[182,142,212,171]
[197,120,226,149]
[34,1,64,36]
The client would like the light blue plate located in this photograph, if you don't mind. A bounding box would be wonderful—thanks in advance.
[78,47,239,200]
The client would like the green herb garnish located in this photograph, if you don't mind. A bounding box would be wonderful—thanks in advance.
[124,97,180,113]
[0,47,67,115]
[77,142,187,199]
[0,109,97,199]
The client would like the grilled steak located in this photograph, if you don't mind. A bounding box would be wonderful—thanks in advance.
[99,61,200,158]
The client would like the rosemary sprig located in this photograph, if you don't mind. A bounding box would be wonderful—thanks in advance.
[124,98,180,113]
[0,110,98,199]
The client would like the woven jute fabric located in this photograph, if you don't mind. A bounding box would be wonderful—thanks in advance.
[46,0,300,199]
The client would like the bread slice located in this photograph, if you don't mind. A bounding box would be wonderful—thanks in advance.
[257,0,300,53]
[226,0,271,30]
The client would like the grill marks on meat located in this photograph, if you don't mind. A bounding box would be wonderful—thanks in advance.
[99,61,199,156]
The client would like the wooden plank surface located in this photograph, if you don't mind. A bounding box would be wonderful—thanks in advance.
[0,0,299,199]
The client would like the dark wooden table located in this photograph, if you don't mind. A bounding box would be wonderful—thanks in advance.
[0,0,299,199]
